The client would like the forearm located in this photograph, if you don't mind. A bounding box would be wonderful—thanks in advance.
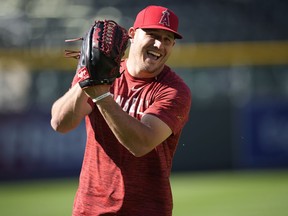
[95,96,171,157]
[51,84,90,133]
[96,97,150,156]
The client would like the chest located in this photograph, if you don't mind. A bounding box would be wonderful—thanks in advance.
[112,73,167,119]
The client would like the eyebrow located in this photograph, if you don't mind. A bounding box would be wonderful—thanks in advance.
[144,29,175,39]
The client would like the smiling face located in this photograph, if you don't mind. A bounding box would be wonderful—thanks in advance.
[126,27,175,78]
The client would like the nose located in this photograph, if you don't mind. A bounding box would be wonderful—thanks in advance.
[154,39,163,49]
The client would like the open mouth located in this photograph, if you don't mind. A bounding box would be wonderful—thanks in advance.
[147,50,161,60]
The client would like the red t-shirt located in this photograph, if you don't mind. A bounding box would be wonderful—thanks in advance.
[72,61,192,216]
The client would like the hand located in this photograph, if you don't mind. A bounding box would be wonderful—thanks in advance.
[64,20,129,88]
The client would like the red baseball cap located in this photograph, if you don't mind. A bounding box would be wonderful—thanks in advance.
[133,5,183,39]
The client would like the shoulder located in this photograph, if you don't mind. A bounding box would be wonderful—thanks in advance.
[161,66,188,84]
[159,66,191,97]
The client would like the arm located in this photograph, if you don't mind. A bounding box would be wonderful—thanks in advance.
[83,84,172,157]
[96,96,172,157]
[50,84,92,133]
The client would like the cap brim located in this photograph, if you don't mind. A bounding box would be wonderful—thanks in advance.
[140,25,183,39]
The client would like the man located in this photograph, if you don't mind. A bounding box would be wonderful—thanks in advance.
[51,5,192,216]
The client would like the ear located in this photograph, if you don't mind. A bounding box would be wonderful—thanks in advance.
[128,27,136,39]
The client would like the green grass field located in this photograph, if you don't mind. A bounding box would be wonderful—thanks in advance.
[0,170,287,216]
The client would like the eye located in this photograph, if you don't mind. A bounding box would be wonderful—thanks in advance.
[144,29,174,45]
[146,31,157,38]
[164,37,173,45]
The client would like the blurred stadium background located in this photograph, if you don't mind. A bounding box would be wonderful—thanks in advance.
[0,0,288,215]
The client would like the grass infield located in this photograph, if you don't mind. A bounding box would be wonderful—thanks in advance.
[0,170,287,216]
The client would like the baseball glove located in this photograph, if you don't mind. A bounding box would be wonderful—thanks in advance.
[65,20,129,88]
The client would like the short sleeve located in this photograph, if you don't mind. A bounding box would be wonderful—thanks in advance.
[145,82,192,134]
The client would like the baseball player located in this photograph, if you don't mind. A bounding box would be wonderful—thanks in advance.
[51,5,192,216]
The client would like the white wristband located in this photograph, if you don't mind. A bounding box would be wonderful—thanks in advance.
[92,92,112,103]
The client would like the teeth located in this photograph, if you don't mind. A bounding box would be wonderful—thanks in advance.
[148,51,160,57]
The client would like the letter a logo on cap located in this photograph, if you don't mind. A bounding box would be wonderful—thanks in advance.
[159,10,170,27]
